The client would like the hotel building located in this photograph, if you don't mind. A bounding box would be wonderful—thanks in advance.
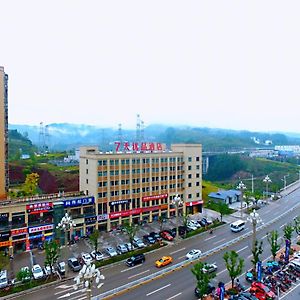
[80,143,203,231]
[0,66,9,200]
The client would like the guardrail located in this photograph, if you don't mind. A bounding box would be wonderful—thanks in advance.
[93,199,300,300]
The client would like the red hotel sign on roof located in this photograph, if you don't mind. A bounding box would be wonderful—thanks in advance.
[115,142,163,152]
[142,193,168,202]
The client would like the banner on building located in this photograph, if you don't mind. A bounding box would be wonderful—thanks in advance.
[257,260,262,282]
[29,224,54,234]
[63,196,95,208]
[285,239,291,263]
[26,202,53,214]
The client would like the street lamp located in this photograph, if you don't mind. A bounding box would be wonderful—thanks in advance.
[247,209,262,255]
[56,212,76,246]
[236,181,247,218]
[171,194,183,241]
[263,175,272,203]
[73,261,105,300]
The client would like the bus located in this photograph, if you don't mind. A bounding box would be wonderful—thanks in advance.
[230,220,245,232]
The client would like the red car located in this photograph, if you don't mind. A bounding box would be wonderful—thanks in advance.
[160,231,174,241]
[250,282,275,300]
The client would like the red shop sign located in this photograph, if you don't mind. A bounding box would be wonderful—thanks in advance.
[185,200,203,207]
[109,208,142,219]
[11,228,28,236]
[26,202,53,214]
[142,193,168,202]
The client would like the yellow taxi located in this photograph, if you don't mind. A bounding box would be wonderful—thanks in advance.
[155,256,173,268]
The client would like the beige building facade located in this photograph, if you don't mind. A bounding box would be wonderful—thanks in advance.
[80,143,203,231]
[0,66,9,200]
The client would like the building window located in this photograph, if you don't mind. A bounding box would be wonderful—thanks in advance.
[196,192,200,197]
[196,173,200,178]
[188,183,192,187]
[86,179,88,184]
[188,157,192,162]
[196,182,200,186]
[196,157,200,161]
[188,194,192,199]
[86,159,88,164]
[188,174,192,179]
[196,165,200,170]
[188,166,192,171]
[86,169,88,174]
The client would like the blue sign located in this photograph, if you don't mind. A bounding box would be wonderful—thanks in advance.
[257,260,262,282]
[219,282,225,300]
[63,196,95,208]
[29,233,43,240]
[285,239,291,263]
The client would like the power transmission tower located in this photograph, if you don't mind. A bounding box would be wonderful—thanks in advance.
[38,122,45,153]
[136,114,141,142]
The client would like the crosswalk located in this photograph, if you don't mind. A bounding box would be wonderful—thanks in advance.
[54,284,88,300]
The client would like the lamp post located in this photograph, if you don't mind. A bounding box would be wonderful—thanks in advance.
[247,209,262,255]
[56,212,76,247]
[263,175,272,203]
[236,181,247,218]
[73,261,105,300]
[171,194,183,242]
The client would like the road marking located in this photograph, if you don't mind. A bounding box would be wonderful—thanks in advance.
[121,264,141,272]
[128,269,150,279]
[170,247,186,255]
[68,295,87,300]
[213,238,226,245]
[55,287,75,295]
[166,292,182,300]
[262,234,268,239]
[178,255,186,260]
[204,236,216,241]
[146,284,171,296]
[280,223,287,228]
[237,246,247,253]
[55,284,72,289]
[217,269,227,276]
[247,254,252,259]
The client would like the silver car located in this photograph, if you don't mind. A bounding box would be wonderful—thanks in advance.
[106,246,118,257]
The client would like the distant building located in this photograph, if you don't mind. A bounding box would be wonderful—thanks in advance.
[275,145,300,155]
[208,189,242,205]
[0,66,8,200]
[249,149,278,158]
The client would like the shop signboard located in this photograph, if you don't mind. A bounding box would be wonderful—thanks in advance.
[0,213,9,220]
[28,224,54,234]
[0,231,10,241]
[185,200,203,207]
[142,193,168,202]
[0,240,12,247]
[11,228,27,236]
[26,202,53,214]
[29,233,43,240]
[85,216,97,224]
[109,200,130,206]
[109,208,141,219]
[97,214,108,221]
[63,196,95,208]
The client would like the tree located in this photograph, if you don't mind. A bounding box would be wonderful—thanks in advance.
[191,261,216,300]
[251,240,263,276]
[223,250,244,288]
[267,230,281,261]
[89,230,100,251]
[122,221,139,248]
[23,172,39,195]
[213,201,229,222]
[16,268,32,283]
[283,224,294,242]
[294,216,300,235]
[44,240,60,276]
[158,216,164,232]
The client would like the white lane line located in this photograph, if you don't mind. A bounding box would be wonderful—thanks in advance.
[247,254,252,259]
[68,295,87,300]
[213,238,226,245]
[262,234,268,239]
[55,284,72,289]
[280,223,287,228]
[146,284,171,296]
[170,247,186,255]
[217,269,227,276]
[57,289,85,299]
[166,292,182,300]
[178,255,186,260]
[128,269,150,279]
[121,264,141,272]
[55,287,75,295]
[204,236,216,241]
[237,246,248,253]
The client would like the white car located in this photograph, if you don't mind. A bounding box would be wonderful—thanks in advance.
[106,246,118,257]
[187,222,198,231]
[81,252,93,264]
[186,249,202,260]
[43,265,55,276]
[293,251,300,259]
[202,263,218,273]
[188,220,201,228]
[90,250,104,261]
[132,237,146,248]
[125,242,135,251]
[32,264,44,280]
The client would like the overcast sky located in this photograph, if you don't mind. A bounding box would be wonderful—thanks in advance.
[1,1,300,133]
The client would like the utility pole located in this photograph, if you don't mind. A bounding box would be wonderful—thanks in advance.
[251,174,254,194]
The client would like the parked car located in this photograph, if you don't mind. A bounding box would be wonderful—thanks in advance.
[195,283,215,298]
[32,264,44,280]
[250,282,275,300]
[186,249,202,260]
[163,229,176,238]
[188,220,201,228]
[125,242,135,251]
[57,262,66,276]
[155,256,173,268]
[116,244,129,254]
[81,252,93,264]
[202,263,218,273]
[126,253,145,267]
[90,250,104,261]
[238,292,259,300]
[132,237,146,248]
[68,257,82,272]
[106,246,118,257]
[149,232,162,242]
[160,231,174,241]
[186,222,198,231]
[0,270,8,289]
[43,265,55,276]
[143,235,156,244]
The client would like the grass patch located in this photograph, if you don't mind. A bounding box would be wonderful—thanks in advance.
[95,242,167,268]
[205,201,235,215]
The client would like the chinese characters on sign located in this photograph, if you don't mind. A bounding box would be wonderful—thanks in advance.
[115,142,164,152]
[109,199,130,206]
[26,202,53,214]
[28,224,54,234]
[63,196,95,208]
[142,193,168,202]
[11,228,28,236]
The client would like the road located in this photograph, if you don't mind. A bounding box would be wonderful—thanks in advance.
[7,183,300,300]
